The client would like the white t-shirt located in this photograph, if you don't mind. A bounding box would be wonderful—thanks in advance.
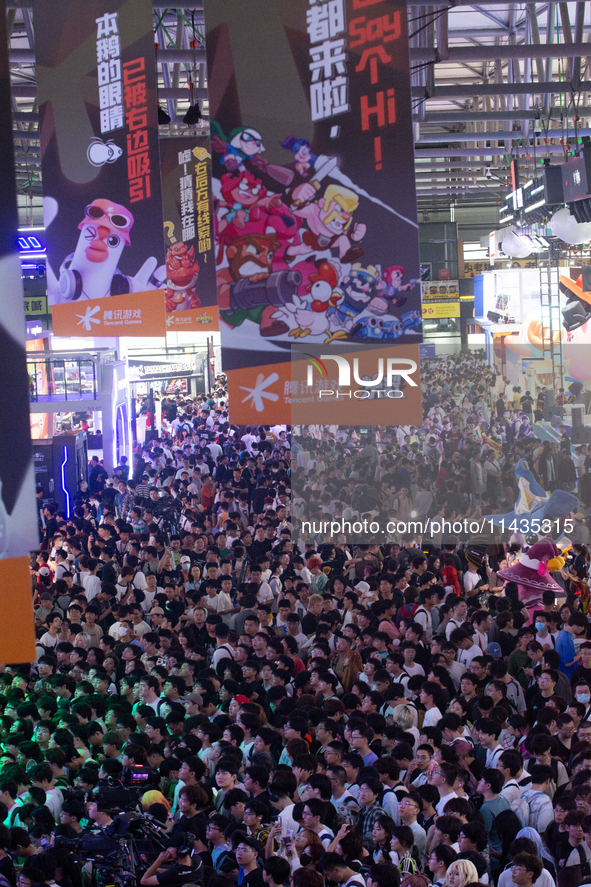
[207,592,233,624]
[464,571,481,593]
[458,643,481,667]
[423,706,443,727]
[80,572,101,601]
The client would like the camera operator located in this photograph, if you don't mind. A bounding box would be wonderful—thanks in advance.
[140,833,202,887]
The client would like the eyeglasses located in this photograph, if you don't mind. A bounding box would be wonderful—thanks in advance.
[85,204,131,229]
[399,801,419,808]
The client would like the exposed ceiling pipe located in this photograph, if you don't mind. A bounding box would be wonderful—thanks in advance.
[415,145,568,156]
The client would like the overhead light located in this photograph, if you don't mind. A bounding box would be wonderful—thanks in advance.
[531,185,544,195]
[158,106,171,125]
[499,215,514,224]
[527,199,546,211]
[524,180,534,189]
[183,102,202,125]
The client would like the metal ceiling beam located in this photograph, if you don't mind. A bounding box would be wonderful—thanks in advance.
[411,40,590,63]
[9,44,589,67]
[3,0,567,5]
[415,145,567,156]
[417,126,591,142]
[419,109,560,122]
[413,80,591,97]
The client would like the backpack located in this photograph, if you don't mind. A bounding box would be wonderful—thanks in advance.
[572,844,591,879]
[509,794,530,827]
[524,790,549,830]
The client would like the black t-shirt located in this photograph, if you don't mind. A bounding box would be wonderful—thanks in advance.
[301,613,318,635]
[241,869,265,887]
[173,812,208,843]
[156,863,201,887]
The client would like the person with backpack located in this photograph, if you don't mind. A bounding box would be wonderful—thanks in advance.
[498,750,531,827]
[524,733,569,796]
[520,764,554,832]
[558,810,591,875]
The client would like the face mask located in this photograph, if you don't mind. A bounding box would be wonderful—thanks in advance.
[535,622,546,632]
[577,694,590,704]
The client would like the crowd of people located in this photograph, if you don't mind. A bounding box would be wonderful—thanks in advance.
[15,357,591,887]
[292,351,591,546]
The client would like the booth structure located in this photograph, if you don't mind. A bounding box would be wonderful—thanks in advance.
[33,432,88,517]
[27,349,131,474]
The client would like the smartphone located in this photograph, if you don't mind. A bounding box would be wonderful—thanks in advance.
[285,829,293,850]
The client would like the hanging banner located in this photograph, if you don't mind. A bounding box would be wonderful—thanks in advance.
[0,0,39,661]
[35,0,167,337]
[160,137,218,331]
[205,0,422,422]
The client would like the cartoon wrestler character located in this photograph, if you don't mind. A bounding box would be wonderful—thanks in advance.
[218,232,291,338]
[216,171,299,262]
[286,183,366,265]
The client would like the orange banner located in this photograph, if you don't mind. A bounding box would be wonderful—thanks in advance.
[166,307,219,331]
[0,557,36,662]
[225,361,292,425]
[52,289,167,337]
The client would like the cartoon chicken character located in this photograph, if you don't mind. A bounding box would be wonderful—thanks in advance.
[280,261,346,343]
[164,242,201,312]
[55,199,163,302]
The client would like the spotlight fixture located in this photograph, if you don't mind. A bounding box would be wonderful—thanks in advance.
[158,105,171,125]
[183,102,202,126]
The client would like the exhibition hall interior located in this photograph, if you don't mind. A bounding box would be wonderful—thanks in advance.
[1,3,591,887]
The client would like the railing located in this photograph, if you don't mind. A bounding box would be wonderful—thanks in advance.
[27,357,98,403]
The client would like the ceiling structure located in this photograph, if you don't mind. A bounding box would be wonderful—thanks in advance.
[7,0,591,240]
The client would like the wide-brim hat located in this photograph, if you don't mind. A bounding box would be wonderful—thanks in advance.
[497,537,562,591]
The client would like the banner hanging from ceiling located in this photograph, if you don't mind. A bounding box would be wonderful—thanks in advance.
[35,0,166,337]
[160,136,218,332]
[0,0,39,661]
[205,0,422,423]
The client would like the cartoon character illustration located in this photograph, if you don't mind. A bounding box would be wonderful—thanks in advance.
[87,138,123,168]
[401,310,422,333]
[217,171,300,261]
[211,122,294,186]
[51,198,164,302]
[217,232,300,338]
[350,315,388,340]
[164,242,200,312]
[280,137,317,178]
[382,317,405,340]
[376,264,420,310]
[286,182,366,265]
[327,263,379,332]
[274,261,346,343]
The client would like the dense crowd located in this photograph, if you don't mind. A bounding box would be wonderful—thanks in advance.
[16,358,591,887]
[292,352,591,546]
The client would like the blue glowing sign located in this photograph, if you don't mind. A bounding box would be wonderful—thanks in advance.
[18,233,46,254]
